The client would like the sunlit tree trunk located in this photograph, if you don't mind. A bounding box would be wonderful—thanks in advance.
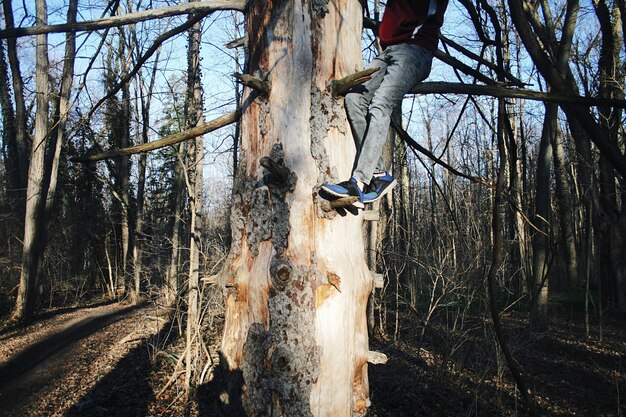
[11,0,50,323]
[217,1,381,415]
[569,119,594,294]
[45,0,76,217]
[131,33,159,305]
[120,31,132,299]
[165,143,185,305]
[35,0,78,293]
[185,6,204,387]
[131,138,146,304]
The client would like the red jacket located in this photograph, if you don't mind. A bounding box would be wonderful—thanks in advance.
[379,0,449,52]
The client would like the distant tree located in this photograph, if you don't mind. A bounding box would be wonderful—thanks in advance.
[11,0,50,323]
[1,0,29,196]
[184,2,204,387]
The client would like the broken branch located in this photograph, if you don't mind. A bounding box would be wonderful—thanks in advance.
[226,37,246,49]
[330,67,380,97]
[0,0,246,39]
[260,156,289,183]
[233,73,270,96]
[72,110,241,162]
[367,351,388,365]
[410,81,626,107]
[318,196,361,213]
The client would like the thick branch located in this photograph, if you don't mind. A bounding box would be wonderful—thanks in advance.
[233,73,270,95]
[72,110,240,162]
[410,82,626,107]
[434,50,497,85]
[508,0,626,178]
[226,37,246,49]
[331,67,380,96]
[363,16,377,31]
[0,0,246,39]
[440,35,525,87]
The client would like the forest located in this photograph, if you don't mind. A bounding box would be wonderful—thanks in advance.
[0,0,625,416]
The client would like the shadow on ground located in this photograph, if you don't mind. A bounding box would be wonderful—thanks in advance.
[367,309,625,417]
[195,352,246,417]
[63,310,179,417]
[0,298,119,340]
[0,303,140,390]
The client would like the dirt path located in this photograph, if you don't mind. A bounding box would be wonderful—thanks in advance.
[0,302,171,417]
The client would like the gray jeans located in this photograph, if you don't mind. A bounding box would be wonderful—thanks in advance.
[345,43,433,184]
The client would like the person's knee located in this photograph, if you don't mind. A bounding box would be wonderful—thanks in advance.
[369,100,395,117]
[345,92,364,114]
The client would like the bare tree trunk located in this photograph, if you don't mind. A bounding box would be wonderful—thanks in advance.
[511,114,531,294]
[10,0,50,323]
[45,0,76,215]
[131,143,146,303]
[217,2,379,415]
[593,0,626,310]
[33,0,78,296]
[488,98,537,415]
[2,0,29,192]
[166,143,186,305]
[116,19,133,299]
[232,13,243,176]
[552,124,579,287]
[0,38,19,193]
[512,0,579,325]
[569,117,595,293]
[530,103,554,327]
[131,33,159,305]
[105,233,117,298]
[185,7,204,387]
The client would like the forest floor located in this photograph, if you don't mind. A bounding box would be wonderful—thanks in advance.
[0,301,175,417]
[0,300,624,416]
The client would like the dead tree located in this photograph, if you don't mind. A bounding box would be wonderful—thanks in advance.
[213,1,386,415]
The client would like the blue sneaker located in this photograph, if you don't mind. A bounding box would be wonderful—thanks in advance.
[320,178,364,208]
[362,172,397,203]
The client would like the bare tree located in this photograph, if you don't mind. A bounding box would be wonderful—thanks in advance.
[10,0,50,323]
[184,2,205,387]
[129,7,161,304]
[213,2,387,415]
[1,0,29,194]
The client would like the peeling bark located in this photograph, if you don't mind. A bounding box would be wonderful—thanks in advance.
[217,1,373,415]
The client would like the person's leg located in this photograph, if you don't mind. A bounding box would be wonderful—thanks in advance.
[352,44,433,185]
[344,53,388,159]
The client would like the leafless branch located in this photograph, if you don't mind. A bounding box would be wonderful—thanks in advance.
[410,81,626,107]
[72,110,241,162]
[0,0,246,39]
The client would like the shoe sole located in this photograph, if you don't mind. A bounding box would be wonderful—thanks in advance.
[363,179,397,204]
